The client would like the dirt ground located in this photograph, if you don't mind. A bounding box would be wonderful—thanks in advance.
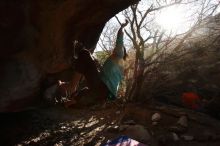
[0,102,220,146]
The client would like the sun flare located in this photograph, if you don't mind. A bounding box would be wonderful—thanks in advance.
[156,5,190,33]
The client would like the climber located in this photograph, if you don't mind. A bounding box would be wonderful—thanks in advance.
[62,20,129,107]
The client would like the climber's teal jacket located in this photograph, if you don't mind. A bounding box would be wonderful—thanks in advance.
[100,27,124,100]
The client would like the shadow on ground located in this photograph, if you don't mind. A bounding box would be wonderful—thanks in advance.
[1,102,220,146]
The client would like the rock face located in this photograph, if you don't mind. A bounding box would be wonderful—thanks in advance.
[0,0,138,112]
[0,59,42,112]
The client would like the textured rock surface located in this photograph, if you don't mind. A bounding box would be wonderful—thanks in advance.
[0,0,139,112]
[0,59,42,112]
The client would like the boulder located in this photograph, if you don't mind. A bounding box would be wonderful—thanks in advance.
[0,0,139,112]
[122,124,151,143]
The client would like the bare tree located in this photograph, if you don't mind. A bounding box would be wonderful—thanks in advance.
[96,0,220,101]
[96,22,119,54]
[115,0,186,100]
[116,0,219,101]
[139,0,220,101]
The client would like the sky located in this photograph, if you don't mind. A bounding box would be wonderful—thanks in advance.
[95,0,220,52]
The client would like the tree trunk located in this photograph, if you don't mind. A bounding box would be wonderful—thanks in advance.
[127,48,145,100]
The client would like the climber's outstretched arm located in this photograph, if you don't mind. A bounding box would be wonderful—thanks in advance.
[113,20,128,59]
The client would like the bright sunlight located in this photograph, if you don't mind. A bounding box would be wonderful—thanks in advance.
[156,5,191,34]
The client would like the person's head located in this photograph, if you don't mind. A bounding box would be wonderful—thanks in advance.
[185,81,197,92]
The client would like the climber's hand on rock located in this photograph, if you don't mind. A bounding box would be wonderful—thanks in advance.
[121,19,129,28]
